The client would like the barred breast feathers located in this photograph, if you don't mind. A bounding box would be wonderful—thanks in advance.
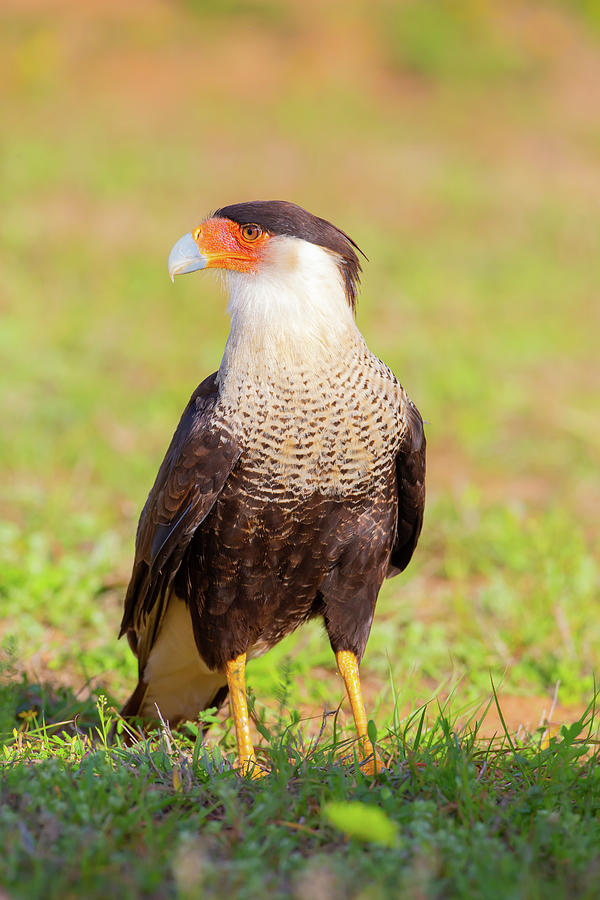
[208,238,411,498]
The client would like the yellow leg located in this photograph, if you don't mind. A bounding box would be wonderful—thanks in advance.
[225,653,263,778]
[336,650,383,775]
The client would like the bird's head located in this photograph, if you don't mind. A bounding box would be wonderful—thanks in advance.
[167,200,365,313]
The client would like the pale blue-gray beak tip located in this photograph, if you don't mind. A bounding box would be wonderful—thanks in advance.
[167,232,208,282]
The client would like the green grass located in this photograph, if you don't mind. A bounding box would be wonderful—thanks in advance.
[2,693,600,899]
[1,0,600,896]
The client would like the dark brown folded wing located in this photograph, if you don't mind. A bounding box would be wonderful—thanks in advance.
[388,398,426,575]
[119,372,241,668]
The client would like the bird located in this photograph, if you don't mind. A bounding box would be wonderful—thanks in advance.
[119,200,425,775]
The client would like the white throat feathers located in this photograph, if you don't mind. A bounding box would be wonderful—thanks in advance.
[218,236,362,384]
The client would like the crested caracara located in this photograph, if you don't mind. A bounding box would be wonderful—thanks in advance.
[119,201,425,775]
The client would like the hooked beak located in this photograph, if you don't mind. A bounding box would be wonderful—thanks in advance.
[167,232,208,282]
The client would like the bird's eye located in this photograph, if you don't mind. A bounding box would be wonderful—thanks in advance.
[241,223,262,242]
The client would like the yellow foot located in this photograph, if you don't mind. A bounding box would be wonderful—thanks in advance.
[236,756,268,779]
[335,650,386,777]
[226,653,267,779]
[357,747,386,777]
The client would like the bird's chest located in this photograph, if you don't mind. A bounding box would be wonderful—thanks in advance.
[219,365,402,499]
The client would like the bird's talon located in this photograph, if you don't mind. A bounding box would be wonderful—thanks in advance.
[236,757,267,779]
[358,748,386,777]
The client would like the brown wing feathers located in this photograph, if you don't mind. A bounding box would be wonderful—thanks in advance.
[389,399,426,574]
[119,372,241,659]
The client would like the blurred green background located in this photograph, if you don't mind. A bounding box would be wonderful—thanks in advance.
[1,0,599,732]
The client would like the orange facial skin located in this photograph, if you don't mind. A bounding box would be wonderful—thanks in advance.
[192,217,271,274]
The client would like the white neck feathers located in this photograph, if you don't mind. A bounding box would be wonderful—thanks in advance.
[218,237,361,382]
